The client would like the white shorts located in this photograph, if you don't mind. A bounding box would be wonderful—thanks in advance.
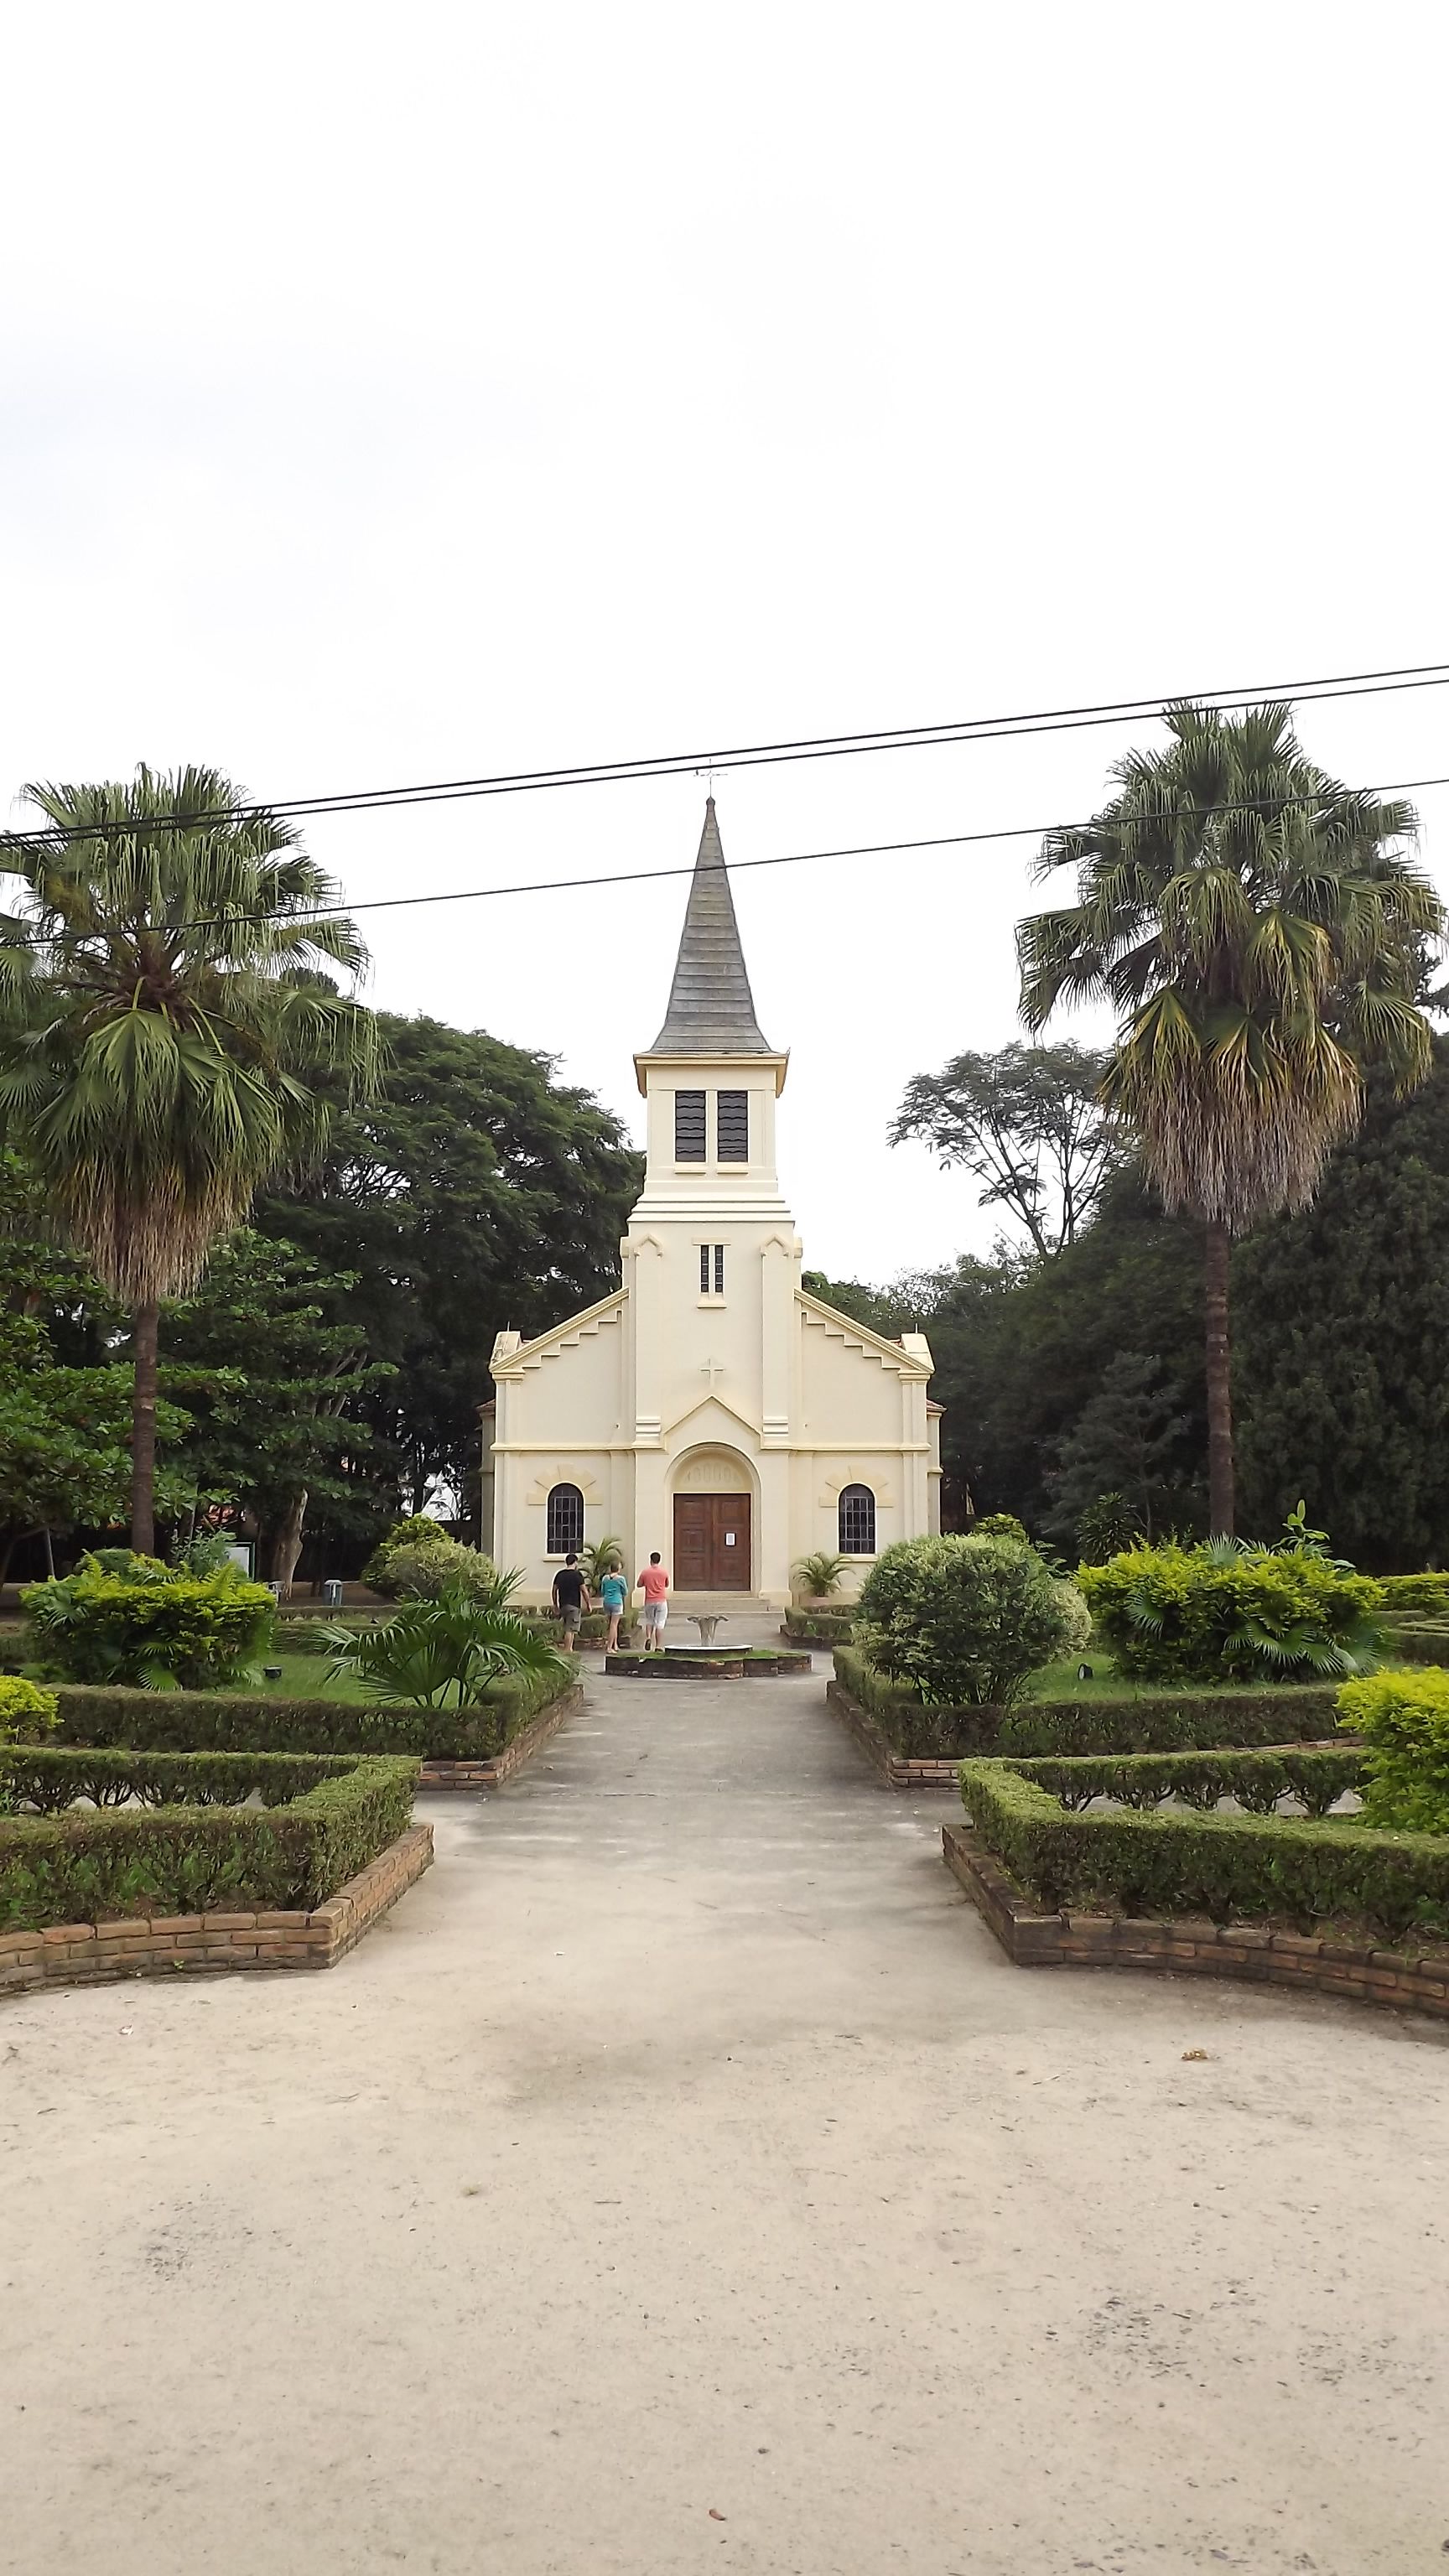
[642,1600,668,1630]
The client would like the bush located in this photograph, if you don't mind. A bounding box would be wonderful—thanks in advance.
[49,1665,572,1762]
[959,1756,1449,1942]
[1078,1543,1384,1685]
[833,1644,1341,1759]
[971,1513,1030,1544]
[22,1553,276,1690]
[0,1748,418,1929]
[856,1535,1077,1707]
[1005,1746,1363,1817]
[361,1517,451,1591]
[0,1676,59,1744]
[1050,1580,1093,1656]
[1337,1667,1449,1835]
[364,1535,510,1604]
[1075,1493,1144,1564]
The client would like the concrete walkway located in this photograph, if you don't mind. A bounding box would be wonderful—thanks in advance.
[3,1659,1446,2576]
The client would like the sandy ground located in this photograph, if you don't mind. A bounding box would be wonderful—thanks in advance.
[1,1650,1446,2576]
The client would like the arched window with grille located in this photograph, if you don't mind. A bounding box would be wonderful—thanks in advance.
[838,1483,876,1555]
[546,1483,584,1555]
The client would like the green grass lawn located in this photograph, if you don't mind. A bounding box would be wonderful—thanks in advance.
[257,1649,374,1702]
[1018,1656,1284,1702]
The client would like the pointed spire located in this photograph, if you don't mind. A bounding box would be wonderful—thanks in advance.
[648,799,772,1055]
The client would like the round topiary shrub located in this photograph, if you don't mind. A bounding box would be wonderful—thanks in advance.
[371,1539,508,1603]
[856,1535,1076,1706]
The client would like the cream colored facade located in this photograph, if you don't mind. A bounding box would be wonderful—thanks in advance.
[486,803,940,1607]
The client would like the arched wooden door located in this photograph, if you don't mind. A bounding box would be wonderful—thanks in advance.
[673,1492,751,1589]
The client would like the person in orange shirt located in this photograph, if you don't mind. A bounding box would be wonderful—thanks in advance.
[636,1550,670,1653]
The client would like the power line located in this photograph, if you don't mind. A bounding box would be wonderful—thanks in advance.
[3,771,1444,946]
[3,658,1449,850]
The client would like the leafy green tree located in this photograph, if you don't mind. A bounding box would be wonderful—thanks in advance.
[1020,704,1442,1534]
[258,1014,641,1519]
[0,765,379,1553]
[1044,1350,1194,1547]
[158,1229,393,1587]
[890,1041,1121,1258]
[1233,1045,1449,1568]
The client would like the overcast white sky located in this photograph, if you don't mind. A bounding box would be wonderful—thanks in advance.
[3,0,1447,1280]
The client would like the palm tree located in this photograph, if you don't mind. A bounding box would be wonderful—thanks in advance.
[0,766,380,1555]
[1019,704,1443,1535]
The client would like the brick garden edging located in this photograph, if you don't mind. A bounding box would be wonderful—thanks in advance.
[942,1820,1449,2020]
[417,1679,583,1789]
[825,1678,962,1788]
[0,1821,434,2001]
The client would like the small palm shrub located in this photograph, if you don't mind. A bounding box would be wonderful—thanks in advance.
[856,1535,1077,1706]
[1079,1542,1384,1685]
[582,1536,626,1587]
[1337,1668,1449,1834]
[22,1553,275,1690]
[792,1550,849,1601]
[324,1583,569,1711]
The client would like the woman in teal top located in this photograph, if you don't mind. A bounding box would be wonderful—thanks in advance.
[600,1567,629,1650]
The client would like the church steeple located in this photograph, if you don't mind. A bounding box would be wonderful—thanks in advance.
[648,798,772,1057]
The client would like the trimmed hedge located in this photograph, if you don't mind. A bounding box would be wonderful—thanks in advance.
[49,1663,570,1761]
[783,1608,855,1644]
[958,1756,1449,1942]
[0,1746,352,1814]
[0,1749,418,1929]
[834,1645,1340,1759]
[1378,1575,1449,1618]
[1004,1747,1363,1817]
[1375,1623,1449,1665]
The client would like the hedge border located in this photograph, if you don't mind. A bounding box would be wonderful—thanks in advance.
[49,1665,574,1761]
[832,1645,1341,1760]
[1,1822,434,1997]
[943,1822,1449,2021]
[0,1750,419,1929]
[958,1756,1449,1945]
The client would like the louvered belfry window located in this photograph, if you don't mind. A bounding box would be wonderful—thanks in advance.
[699,1244,725,1295]
[716,1090,749,1162]
[675,1090,707,1161]
[838,1484,876,1555]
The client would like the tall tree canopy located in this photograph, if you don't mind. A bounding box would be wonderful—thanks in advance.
[1233,1042,1449,1568]
[258,1014,641,1522]
[0,766,378,1550]
[889,1041,1120,1257]
[1019,703,1442,1532]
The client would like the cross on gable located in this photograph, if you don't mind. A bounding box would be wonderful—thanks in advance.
[701,1356,725,1391]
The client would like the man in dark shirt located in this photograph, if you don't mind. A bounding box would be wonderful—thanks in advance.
[551,1552,591,1651]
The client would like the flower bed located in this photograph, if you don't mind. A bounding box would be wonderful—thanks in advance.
[831,1645,1340,1761]
[957,1752,1449,1944]
[0,1746,419,1929]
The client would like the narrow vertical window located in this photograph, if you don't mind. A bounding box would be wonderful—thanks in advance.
[716,1090,749,1162]
[839,1484,876,1554]
[714,1244,724,1296]
[700,1244,725,1296]
[699,1244,710,1295]
[675,1090,707,1161]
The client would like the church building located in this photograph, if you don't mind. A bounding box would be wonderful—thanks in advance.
[486,802,940,1607]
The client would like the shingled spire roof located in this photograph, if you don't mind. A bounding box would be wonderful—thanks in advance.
[648,798,772,1055]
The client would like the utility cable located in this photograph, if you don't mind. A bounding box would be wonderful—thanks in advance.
[2,772,1446,944]
[3,658,1449,849]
